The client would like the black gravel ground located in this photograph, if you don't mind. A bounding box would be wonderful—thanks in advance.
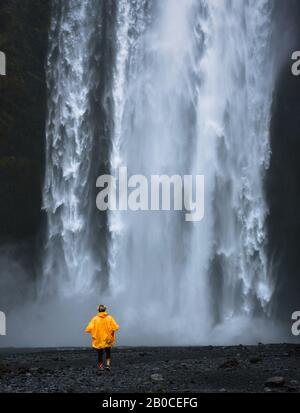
[0,344,300,393]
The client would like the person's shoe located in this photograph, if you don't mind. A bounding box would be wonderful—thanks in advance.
[106,365,111,371]
[98,363,105,371]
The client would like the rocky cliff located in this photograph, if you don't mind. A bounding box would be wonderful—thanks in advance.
[0,0,50,239]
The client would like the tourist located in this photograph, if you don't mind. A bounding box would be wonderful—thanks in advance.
[85,305,119,371]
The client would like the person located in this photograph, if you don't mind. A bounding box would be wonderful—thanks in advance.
[85,304,119,371]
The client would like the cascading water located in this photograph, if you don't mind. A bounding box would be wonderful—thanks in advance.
[42,0,103,296]
[206,0,275,327]
[41,0,279,345]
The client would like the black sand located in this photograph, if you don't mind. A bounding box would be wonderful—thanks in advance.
[0,344,300,393]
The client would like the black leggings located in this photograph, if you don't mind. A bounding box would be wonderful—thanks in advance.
[97,347,111,364]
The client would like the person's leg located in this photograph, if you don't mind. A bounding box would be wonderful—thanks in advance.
[97,349,104,369]
[105,347,111,370]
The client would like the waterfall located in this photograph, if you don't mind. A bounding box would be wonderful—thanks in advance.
[42,0,277,344]
[42,0,103,296]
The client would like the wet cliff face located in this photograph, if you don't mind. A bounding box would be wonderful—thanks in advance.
[0,0,50,240]
[267,0,300,321]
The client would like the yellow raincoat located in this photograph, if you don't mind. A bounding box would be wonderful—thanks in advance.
[85,312,119,349]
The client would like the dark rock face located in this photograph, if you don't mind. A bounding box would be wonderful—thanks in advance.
[0,0,50,239]
[267,0,300,322]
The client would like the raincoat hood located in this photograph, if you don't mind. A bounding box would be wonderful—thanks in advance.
[98,312,109,318]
